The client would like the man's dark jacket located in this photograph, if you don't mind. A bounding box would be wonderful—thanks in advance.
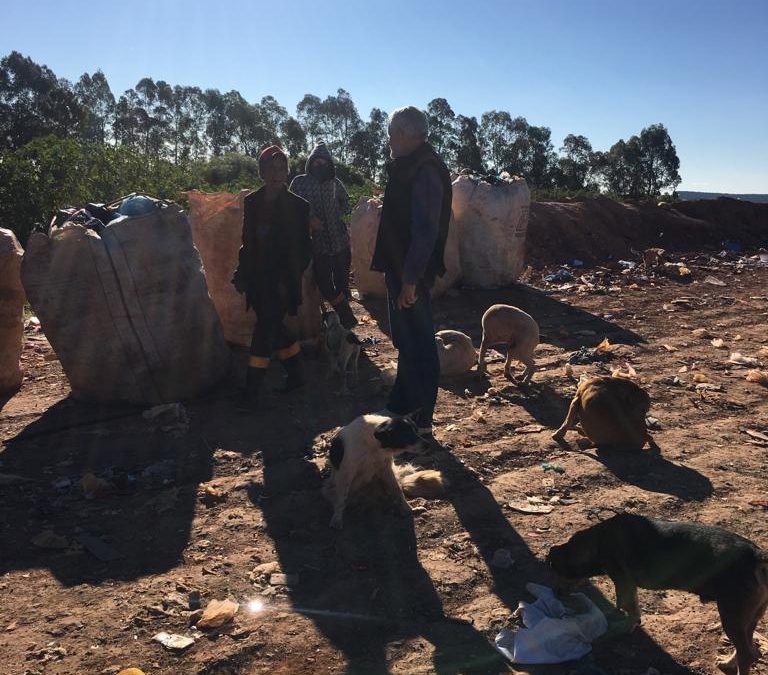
[371,142,452,287]
[232,186,311,315]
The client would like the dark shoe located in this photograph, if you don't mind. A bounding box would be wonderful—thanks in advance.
[333,299,358,329]
[276,353,305,393]
[237,366,267,412]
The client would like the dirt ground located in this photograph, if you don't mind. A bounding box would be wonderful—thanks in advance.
[1,250,768,675]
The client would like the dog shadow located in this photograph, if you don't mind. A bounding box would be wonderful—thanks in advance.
[579,445,714,502]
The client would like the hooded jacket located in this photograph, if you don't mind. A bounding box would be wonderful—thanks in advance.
[289,143,350,255]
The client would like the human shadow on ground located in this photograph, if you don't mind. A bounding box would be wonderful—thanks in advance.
[0,347,385,587]
[0,396,217,585]
[581,446,714,502]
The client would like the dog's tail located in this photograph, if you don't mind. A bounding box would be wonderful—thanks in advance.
[394,463,448,498]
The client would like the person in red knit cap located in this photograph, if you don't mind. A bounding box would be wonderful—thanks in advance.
[232,145,312,412]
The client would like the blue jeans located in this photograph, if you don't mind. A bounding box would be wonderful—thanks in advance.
[385,274,440,429]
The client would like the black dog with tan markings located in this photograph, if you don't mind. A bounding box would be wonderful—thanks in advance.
[547,513,768,675]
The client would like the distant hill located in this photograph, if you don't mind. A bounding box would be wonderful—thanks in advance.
[678,191,768,203]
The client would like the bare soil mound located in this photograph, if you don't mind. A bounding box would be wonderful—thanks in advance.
[527,197,768,266]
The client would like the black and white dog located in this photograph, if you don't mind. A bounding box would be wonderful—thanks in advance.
[322,310,361,394]
[323,412,442,529]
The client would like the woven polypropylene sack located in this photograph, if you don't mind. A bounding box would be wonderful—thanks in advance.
[187,190,322,346]
[350,196,461,299]
[452,175,530,288]
[0,228,25,392]
[21,205,230,404]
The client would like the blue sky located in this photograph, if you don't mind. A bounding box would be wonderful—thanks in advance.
[2,0,766,192]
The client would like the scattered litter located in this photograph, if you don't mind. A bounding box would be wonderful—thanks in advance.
[696,383,722,392]
[745,370,768,386]
[32,530,69,549]
[744,430,768,443]
[443,424,458,432]
[472,409,487,423]
[544,269,574,283]
[645,416,661,430]
[711,338,725,349]
[491,548,515,569]
[703,276,727,287]
[494,582,607,664]
[692,328,711,338]
[142,403,190,437]
[563,363,574,378]
[117,669,147,675]
[610,362,638,379]
[729,352,760,367]
[617,260,636,270]
[199,483,228,505]
[661,344,678,352]
[508,500,554,515]
[749,500,768,509]
[152,632,195,651]
[693,373,709,383]
[196,599,239,630]
[568,344,614,365]
[542,463,566,474]
[515,424,544,434]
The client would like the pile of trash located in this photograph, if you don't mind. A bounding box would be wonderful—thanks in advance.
[528,246,768,295]
[21,193,231,405]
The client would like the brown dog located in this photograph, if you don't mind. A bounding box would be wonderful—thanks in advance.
[642,247,666,269]
[552,374,655,450]
[547,513,768,675]
[478,304,539,383]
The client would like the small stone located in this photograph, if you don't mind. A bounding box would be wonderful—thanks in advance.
[152,632,194,651]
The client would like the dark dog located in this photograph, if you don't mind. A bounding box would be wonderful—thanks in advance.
[547,513,768,675]
[552,374,656,450]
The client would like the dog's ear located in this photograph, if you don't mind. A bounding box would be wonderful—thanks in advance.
[373,419,393,442]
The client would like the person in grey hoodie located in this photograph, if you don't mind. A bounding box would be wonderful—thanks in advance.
[289,142,357,329]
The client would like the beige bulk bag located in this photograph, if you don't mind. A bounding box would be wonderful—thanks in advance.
[452,175,530,288]
[187,190,322,347]
[436,330,477,377]
[21,204,230,405]
[350,196,461,299]
[0,228,25,392]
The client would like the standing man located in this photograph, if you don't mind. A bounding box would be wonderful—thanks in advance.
[289,142,356,328]
[232,145,312,411]
[371,106,452,438]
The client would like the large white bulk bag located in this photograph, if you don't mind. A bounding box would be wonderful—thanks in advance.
[350,196,461,299]
[0,228,25,392]
[452,175,530,288]
[21,204,231,405]
[187,190,322,347]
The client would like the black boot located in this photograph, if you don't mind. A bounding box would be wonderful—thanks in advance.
[236,366,267,413]
[333,299,358,329]
[277,353,305,393]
